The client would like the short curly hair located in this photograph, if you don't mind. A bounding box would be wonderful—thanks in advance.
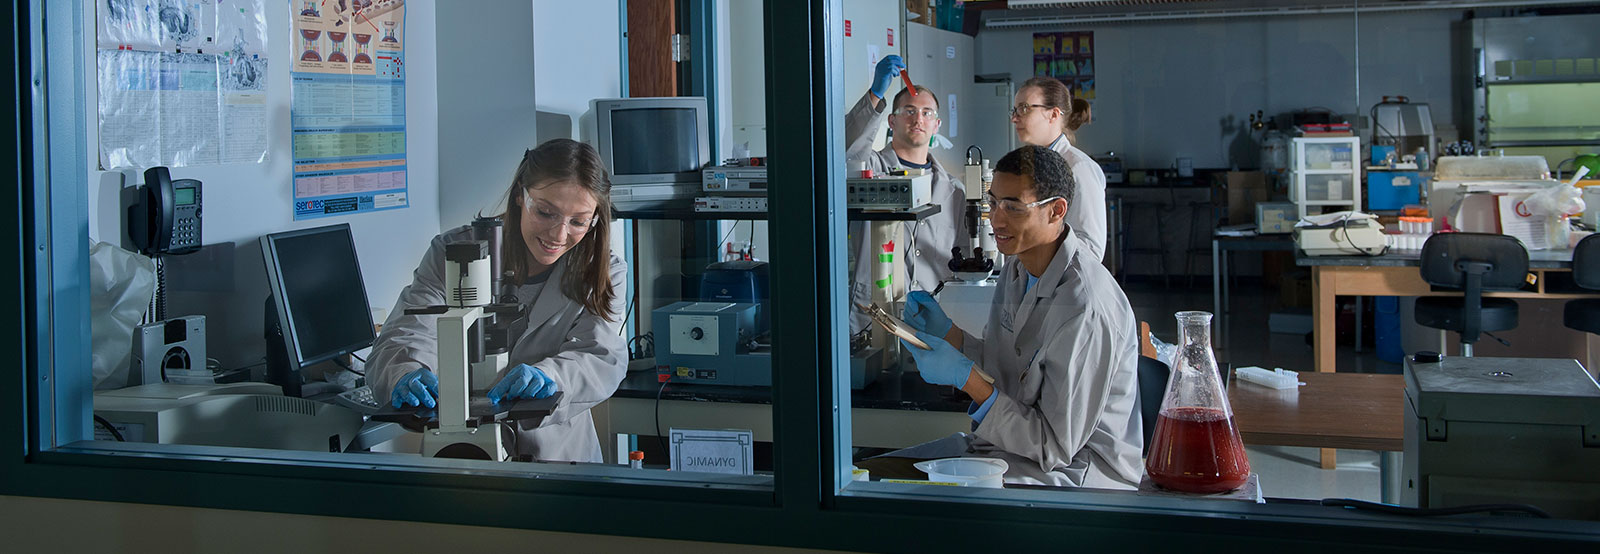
[993,145,1075,206]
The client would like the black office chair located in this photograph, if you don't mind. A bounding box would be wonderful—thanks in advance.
[1563,234,1600,335]
[1136,355,1170,454]
[1414,233,1529,357]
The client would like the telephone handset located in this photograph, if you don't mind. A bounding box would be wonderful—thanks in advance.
[124,166,202,255]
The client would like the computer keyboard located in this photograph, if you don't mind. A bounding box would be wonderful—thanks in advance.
[335,385,382,414]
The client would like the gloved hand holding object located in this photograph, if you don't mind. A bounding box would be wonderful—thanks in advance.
[488,364,560,404]
[391,368,439,409]
[901,330,975,388]
[871,55,906,99]
[903,290,952,338]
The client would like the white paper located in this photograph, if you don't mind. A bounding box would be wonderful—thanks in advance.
[669,428,754,475]
[1499,193,1550,249]
[867,44,880,75]
[96,0,270,169]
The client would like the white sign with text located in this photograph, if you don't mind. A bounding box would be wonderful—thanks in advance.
[670,428,754,475]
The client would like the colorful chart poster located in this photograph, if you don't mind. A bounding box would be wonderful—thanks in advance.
[289,0,408,220]
[1029,31,1094,103]
[96,0,269,169]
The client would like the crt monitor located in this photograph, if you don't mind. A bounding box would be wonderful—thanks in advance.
[591,96,710,186]
[260,223,376,397]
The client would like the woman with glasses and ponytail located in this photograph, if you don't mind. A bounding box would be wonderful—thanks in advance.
[1010,77,1106,262]
[368,138,628,463]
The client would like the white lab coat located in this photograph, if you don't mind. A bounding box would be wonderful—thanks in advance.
[845,91,967,334]
[368,226,628,463]
[1046,134,1108,263]
[957,228,1142,488]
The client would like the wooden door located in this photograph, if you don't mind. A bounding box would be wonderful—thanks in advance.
[627,0,676,97]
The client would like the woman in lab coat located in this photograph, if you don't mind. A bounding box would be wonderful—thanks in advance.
[899,145,1143,488]
[367,138,628,463]
[1010,77,1107,262]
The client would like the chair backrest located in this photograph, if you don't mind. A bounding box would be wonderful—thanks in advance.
[1574,233,1600,290]
[1419,232,1528,345]
[1136,356,1169,453]
[1418,233,1529,290]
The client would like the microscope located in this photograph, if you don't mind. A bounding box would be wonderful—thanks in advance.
[399,217,543,461]
[950,146,997,277]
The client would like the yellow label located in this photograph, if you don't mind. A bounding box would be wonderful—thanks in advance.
[676,367,692,377]
[880,479,961,486]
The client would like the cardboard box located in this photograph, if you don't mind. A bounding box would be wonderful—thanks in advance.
[1225,171,1269,225]
[907,0,935,28]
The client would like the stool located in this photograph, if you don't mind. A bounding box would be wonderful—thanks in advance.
[1414,233,1528,357]
[1181,200,1216,288]
[1120,200,1169,286]
[1563,234,1600,335]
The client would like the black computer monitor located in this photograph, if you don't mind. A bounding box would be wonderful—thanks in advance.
[260,224,376,397]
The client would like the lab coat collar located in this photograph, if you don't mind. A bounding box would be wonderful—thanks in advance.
[879,143,945,174]
[522,256,571,329]
[1008,226,1079,349]
[1048,133,1071,152]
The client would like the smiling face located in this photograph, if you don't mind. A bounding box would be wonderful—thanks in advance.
[987,170,1066,258]
[518,180,599,270]
[888,90,940,151]
[1011,86,1062,147]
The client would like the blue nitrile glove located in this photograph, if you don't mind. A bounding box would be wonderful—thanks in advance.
[902,330,974,388]
[903,290,952,338]
[390,368,439,409]
[487,364,560,404]
[870,55,906,99]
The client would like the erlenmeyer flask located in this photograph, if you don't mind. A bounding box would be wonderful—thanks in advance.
[1145,311,1250,493]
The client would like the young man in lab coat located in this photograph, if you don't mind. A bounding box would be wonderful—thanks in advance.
[899,145,1143,489]
[845,55,966,335]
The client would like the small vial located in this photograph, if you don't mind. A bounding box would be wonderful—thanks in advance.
[628,450,644,470]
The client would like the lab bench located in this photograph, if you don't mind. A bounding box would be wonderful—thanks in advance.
[591,368,973,464]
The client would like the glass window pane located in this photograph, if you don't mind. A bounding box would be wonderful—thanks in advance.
[1486,82,1600,143]
[65,0,773,491]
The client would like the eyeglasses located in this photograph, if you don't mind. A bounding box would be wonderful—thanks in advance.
[523,190,598,234]
[893,106,940,120]
[1010,103,1056,119]
[987,194,1063,216]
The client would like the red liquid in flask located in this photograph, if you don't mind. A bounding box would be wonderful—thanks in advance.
[1145,406,1250,493]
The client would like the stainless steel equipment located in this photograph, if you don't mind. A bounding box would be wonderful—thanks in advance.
[1370,96,1436,165]
[1403,354,1600,520]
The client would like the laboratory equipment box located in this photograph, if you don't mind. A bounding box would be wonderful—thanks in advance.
[1402,355,1600,520]
[1255,202,1297,234]
[1367,170,1425,211]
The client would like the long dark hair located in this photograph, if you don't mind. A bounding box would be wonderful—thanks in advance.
[1020,77,1092,133]
[502,139,617,321]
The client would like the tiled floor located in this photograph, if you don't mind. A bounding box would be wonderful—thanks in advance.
[1126,278,1391,502]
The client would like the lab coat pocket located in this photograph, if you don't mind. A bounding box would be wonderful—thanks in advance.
[1015,352,1046,407]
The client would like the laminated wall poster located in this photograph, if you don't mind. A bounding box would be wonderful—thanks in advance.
[1031,31,1094,101]
[97,0,270,169]
[289,0,409,220]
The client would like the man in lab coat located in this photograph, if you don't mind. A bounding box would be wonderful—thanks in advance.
[845,55,966,335]
[899,144,1143,489]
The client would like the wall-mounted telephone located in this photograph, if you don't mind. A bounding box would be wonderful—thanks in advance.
[124,166,202,256]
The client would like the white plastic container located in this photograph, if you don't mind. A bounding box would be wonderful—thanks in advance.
[913,457,1009,488]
